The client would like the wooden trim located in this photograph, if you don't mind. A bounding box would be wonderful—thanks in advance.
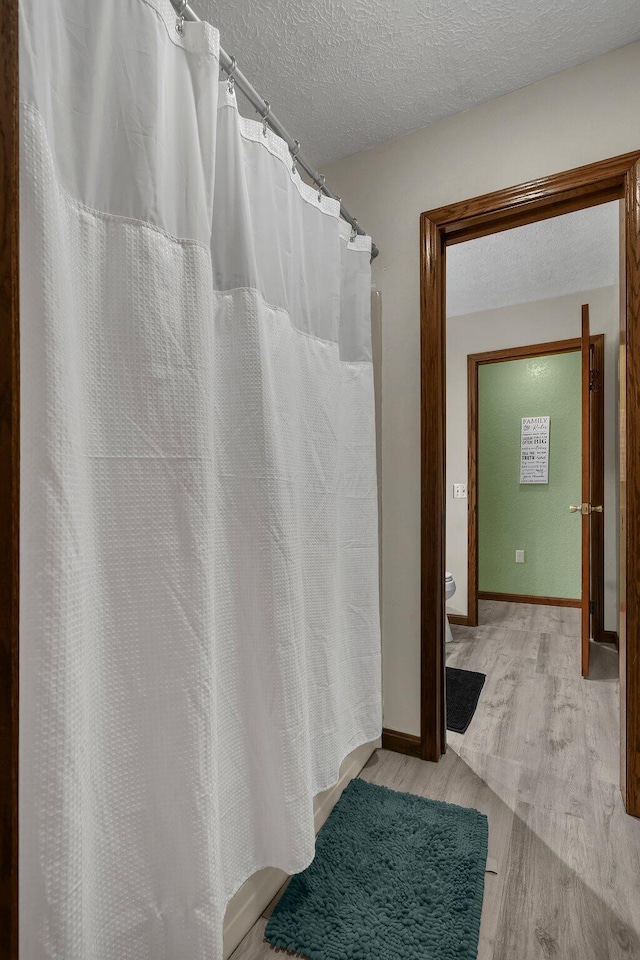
[618,193,627,805]
[478,591,582,608]
[425,151,638,245]
[381,728,423,758]
[466,356,478,628]
[468,337,582,366]
[447,614,470,626]
[420,217,446,762]
[421,150,640,816]
[604,630,619,648]
[590,334,606,644]
[0,4,19,957]
[581,305,591,678]
[622,156,640,814]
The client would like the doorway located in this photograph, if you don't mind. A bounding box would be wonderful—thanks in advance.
[464,334,607,681]
[419,150,640,817]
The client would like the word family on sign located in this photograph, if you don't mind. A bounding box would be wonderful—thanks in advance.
[520,416,550,484]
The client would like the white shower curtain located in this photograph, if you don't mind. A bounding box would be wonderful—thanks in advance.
[19,2,381,959]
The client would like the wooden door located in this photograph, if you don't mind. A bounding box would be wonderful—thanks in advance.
[577,308,605,677]
[580,305,591,678]
[589,335,605,645]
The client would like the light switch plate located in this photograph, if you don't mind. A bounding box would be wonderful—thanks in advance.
[453,483,467,499]
[515,550,525,563]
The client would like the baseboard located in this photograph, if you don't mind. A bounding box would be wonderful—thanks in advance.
[223,867,288,958]
[478,591,582,608]
[447,614,470,626]
[381,727,422,758]
[222,737,380,958]
[603,630,619,647]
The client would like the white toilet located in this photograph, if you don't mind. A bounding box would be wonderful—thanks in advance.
[445,571,456,643]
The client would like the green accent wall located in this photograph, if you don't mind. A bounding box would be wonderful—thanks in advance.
[478,352,582,599]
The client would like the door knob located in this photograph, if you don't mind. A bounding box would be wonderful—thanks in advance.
[569,503,603,515]
[569,504,582,513]
[592,505,603,513]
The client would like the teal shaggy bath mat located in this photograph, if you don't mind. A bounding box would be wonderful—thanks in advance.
[265,777,488,960]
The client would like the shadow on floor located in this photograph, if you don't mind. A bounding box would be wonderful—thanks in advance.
[361,748,640,960]
[230,746,640,960]
[589,640,619,682]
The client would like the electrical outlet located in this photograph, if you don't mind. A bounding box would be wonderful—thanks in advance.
[515,550,525,563]
[453,483,467,499]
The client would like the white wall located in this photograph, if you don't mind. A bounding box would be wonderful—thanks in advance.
[323,41,640,736]
[446,286,619,629]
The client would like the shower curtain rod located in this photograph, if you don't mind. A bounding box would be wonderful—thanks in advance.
[170,0,379,260]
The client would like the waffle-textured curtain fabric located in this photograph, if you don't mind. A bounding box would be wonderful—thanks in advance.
[19,2,381,958]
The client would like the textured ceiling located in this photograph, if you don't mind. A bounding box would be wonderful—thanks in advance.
[195,0,640,166]
[446,201,619,318]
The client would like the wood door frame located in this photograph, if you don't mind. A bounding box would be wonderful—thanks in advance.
[590,332,606,645]
[466,335,604,629]
[0,2,20,956]
[419,150,640,819]
[580,306,592,677]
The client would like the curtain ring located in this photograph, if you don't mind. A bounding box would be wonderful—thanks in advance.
[226,56,237,91]
[261,100,271,137]
[349,219,358,242]
[290,140,301,173]
[175,0,187,34]
[316,174,326,202]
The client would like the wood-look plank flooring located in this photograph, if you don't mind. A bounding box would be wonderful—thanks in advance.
[230,601,640,959]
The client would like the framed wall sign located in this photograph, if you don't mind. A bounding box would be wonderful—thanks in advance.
[520,416,550,483]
